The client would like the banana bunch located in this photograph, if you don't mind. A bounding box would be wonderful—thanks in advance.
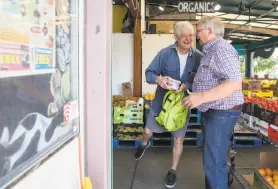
[137,127,144,132]
[113,95,140,102]
[116,126,144,133]
[143,93,155,101]
[136,135,143,140]
[112,95,141,107]
[112,100,126,107]
[56,0,70,34]
[113,95,126,102]
[117,126,134,132]
[125,97,140,101]
[117,134,134,140]
[117,134,143,140]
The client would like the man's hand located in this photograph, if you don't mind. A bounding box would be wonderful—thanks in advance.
[175,83,186,93]
[156,76,171,89]
[182,90,204,109]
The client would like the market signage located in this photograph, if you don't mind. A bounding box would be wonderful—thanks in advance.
[178,1,216,13]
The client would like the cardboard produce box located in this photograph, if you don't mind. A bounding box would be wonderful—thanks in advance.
[259,120,269,137]
[254,104,262,118]
[113,106,144,124]
[242,113,253,128]
[251,116,260,131]
[253,152,278,189]
[260,108,278,126]
[113,98,144,124]
[242,80,261,91]
[242,103,254,115]
[122,82,132,97]
[268,124,278,142]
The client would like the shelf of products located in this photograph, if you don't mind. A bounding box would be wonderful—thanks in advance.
[238,120,278,148]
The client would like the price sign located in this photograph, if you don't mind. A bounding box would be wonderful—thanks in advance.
[0,43,30,70]
[0,54,21,65]
[34,48,53,69]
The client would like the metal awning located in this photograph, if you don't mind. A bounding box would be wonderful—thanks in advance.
[115,0,278,44]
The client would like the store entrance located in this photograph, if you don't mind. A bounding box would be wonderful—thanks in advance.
[111,0,278,189]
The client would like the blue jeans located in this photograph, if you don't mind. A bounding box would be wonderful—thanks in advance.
[201,109,241,189]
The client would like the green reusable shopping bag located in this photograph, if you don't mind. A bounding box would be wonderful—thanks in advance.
[155,90,188,132]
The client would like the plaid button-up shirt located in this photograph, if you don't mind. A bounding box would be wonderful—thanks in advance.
[192,37,244,112]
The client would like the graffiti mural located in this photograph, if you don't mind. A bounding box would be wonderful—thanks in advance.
[0,0,79,188]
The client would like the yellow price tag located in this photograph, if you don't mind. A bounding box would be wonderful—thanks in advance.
[0,54,20,64]
[36,54,51,65]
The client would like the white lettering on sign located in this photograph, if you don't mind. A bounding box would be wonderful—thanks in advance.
[178,1,216,13]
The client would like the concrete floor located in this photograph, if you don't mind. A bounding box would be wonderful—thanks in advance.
[113,145,276,189]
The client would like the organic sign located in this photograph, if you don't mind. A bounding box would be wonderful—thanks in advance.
[178,1,216,13]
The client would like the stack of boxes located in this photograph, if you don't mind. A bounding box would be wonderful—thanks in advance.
[112,82,145,148]
[242,79,274,98]
[253,152,278,189]
[241,79,278,144]
[270,81,278,97]
[113,97,144,142]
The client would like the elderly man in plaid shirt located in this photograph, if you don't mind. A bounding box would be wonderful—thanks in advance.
[182,16,244,189]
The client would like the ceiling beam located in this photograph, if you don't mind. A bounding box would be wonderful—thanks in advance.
[246,36,278,51]
[225,23,278,35]
[145,20,278,35]
[219,6,278,18]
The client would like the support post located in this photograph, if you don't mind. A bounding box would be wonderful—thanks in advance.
[133,0,142,97]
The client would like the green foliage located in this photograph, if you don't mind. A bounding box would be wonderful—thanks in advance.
[240,56,245,75]
[240,56,278,76]
[253,56,278,74]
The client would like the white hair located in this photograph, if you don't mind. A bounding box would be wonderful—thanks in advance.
[174,21,194,37]
[197,16,225,37]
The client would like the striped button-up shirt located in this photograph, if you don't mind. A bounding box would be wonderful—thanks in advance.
[192,37,244,112]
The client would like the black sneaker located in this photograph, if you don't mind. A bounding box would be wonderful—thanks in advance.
[134,140,150,160]
[165,170,177,188]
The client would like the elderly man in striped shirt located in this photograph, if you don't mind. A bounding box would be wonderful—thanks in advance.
[182,16,244,189]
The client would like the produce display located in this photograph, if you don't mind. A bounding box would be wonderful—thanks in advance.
[242,78,277,98]
[143,93,155,101]
[143,93,155,109]
[114,124,144,141]
[257,168,278,188]
[112,95,140,107]
[261,80,277,88]
[116,134,143,140]
[244,97,278,113]
[114,125,144,133]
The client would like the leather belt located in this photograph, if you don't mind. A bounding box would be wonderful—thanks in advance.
[229,105,242,110]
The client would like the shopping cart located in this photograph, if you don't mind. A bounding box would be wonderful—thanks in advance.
[228,132,236,187]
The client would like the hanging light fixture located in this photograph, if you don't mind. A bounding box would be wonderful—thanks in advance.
[214,4,221,11]
[158,1,166,11]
